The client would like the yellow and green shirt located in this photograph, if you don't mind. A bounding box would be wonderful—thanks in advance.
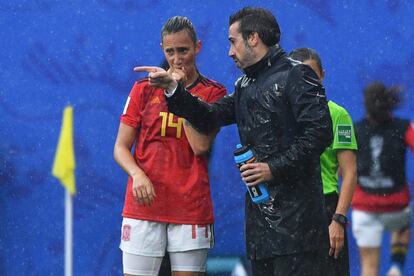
[320,101,358,194]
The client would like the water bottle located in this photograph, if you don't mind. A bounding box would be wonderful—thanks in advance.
[233,144,270,204]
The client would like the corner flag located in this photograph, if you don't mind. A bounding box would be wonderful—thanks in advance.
[52,106,76,195]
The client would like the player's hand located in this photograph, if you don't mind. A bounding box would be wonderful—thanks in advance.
[328,220,345,258]
[240,162,273,186]
[134,66,177,92]
[131,171,156,207]
[168,67,188,84]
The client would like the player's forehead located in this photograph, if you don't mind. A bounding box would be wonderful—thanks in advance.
[162,30,194,48]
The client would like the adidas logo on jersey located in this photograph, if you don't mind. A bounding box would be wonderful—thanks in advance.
[150,96,161,105]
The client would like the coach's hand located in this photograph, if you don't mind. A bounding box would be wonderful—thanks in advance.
[134,66,178,92]
[329,220,345,258]
[240,162,274,186]
[131,171,156,207]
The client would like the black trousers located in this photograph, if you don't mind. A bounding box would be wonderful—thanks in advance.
[250,247,328,276]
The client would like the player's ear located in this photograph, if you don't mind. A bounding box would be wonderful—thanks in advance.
[195,40,201,55]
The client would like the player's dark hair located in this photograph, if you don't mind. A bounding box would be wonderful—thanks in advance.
[289,47,323,75]
[161,16,197,44]
[229,7,280,46]
[364,81,401,123]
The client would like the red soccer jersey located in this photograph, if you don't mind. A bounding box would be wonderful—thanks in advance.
[120,76,226,224]
[352,122,414,212]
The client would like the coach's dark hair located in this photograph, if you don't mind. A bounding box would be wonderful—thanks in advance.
[289,48,323,75]
[229,7,280,46]
[364,81,401,123]
[161,16,197,44]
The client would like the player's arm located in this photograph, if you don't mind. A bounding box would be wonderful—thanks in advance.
[335,149,357,217]
[114,123,155,206]
[183,85,227,156]
[405,122,414,153]
[329,149,357,258]
[184,120,218,156]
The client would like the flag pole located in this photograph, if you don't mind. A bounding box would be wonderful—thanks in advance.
[52,105,76,276]
[65,186,73,276]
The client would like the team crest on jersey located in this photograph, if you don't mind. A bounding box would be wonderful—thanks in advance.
[337,125,352,143]
[121,224,131,241]
[150,96,161,105]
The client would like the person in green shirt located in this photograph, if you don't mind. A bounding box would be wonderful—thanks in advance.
[290,48,358,276]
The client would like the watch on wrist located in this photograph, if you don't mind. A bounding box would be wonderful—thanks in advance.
[332,213,348,228]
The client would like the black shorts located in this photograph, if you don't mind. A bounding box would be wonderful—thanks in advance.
[250,247,328,276]
[324,192,350,276]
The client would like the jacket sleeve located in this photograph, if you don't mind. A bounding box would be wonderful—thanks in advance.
[267,64,333,178]
[166,82,236,134]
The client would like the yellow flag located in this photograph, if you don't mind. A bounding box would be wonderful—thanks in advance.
[52,106,76,195]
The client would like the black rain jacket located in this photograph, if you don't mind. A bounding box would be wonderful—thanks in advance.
[166,45,333,259]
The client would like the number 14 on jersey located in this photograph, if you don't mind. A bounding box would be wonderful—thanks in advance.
[159,112,184,138]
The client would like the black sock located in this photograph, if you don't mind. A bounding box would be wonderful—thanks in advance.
[391,242,408,268]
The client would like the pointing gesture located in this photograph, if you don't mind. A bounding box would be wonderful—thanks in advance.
[134,66,178,91]
[134,66,164,74]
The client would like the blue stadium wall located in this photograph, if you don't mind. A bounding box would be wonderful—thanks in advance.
[1,1,413,275]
